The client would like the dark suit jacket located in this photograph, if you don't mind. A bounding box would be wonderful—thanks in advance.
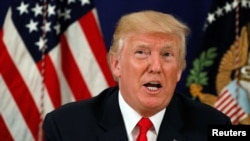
[43,86,231,141]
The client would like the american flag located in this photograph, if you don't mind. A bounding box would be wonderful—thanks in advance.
[214,88,248,124]
[0,0,116,140]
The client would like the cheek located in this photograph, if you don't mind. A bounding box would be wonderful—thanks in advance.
[163,65,182,80]
[124,59,147,74]
[113,58,136,78]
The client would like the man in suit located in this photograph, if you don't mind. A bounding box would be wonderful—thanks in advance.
[43,10,231,141]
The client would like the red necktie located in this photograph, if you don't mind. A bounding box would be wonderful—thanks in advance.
[136,118,153,141]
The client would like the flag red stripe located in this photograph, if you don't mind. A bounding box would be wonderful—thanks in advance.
[79,11,116,87]
[0,115,14,141]
[216,89,228,99]
[214,97,231,110]
[218,98,234,112]
[61,35,92,100]
[225,103,238,115]
[37,55,61,109]
[232,112,246,124]
[230,109,240,120]
[230,106,244,124]
[215,88,248,124]
[0,30,40,140]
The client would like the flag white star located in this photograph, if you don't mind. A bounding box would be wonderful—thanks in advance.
[57,8,64,18]
[48,4,56,17]
[64,9,71,20]
[241,0,248,8]
[35,37,47,50]
[26,19,38,33]
[16,1,29,15]
[224,2,232,13]
[54,23,61,35]
[79,0,90,6]
[32,3,43,17]
[68,0,76,4]
[232,0,238,9]
[207,13,215,24]
[42,22,52,32]
[215,7,223,17]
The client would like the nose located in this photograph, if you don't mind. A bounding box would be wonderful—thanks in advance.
[148,54,162,74]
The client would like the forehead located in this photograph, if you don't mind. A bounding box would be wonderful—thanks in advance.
[124,32,180,48]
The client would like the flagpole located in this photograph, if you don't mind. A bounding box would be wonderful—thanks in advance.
[39,0,48,140]
[234,0,240,125]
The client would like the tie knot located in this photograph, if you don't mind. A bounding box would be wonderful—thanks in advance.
[137,118,153,132]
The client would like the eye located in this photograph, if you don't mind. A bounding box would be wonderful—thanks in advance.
[163,52,172,57]
[135,50,145,54]
[135,50,149,59]
[162,51,175,61]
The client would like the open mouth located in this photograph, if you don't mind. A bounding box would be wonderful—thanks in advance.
[143,82,162,91]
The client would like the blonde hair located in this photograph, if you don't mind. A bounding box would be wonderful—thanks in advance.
[108,10,190,70]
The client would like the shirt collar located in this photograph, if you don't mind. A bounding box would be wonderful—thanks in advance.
[118,90,166,135]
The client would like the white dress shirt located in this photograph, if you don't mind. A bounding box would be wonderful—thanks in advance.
[118,91,166,141]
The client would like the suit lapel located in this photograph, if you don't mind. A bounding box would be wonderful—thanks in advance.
[95,88,187,141]
[157,94,186,141]
[97,87,128,141]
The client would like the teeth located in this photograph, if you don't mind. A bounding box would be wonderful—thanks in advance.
[144,81,162,90]
[147,87,158,91]
[149,81,159,84]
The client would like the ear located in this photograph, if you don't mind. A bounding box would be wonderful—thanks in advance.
[109,54,121,78]
[177,69,182,82]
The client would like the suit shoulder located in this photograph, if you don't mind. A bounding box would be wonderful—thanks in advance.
[45,86,119,120]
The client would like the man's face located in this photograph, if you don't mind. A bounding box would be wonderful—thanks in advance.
[111,32,183,116]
